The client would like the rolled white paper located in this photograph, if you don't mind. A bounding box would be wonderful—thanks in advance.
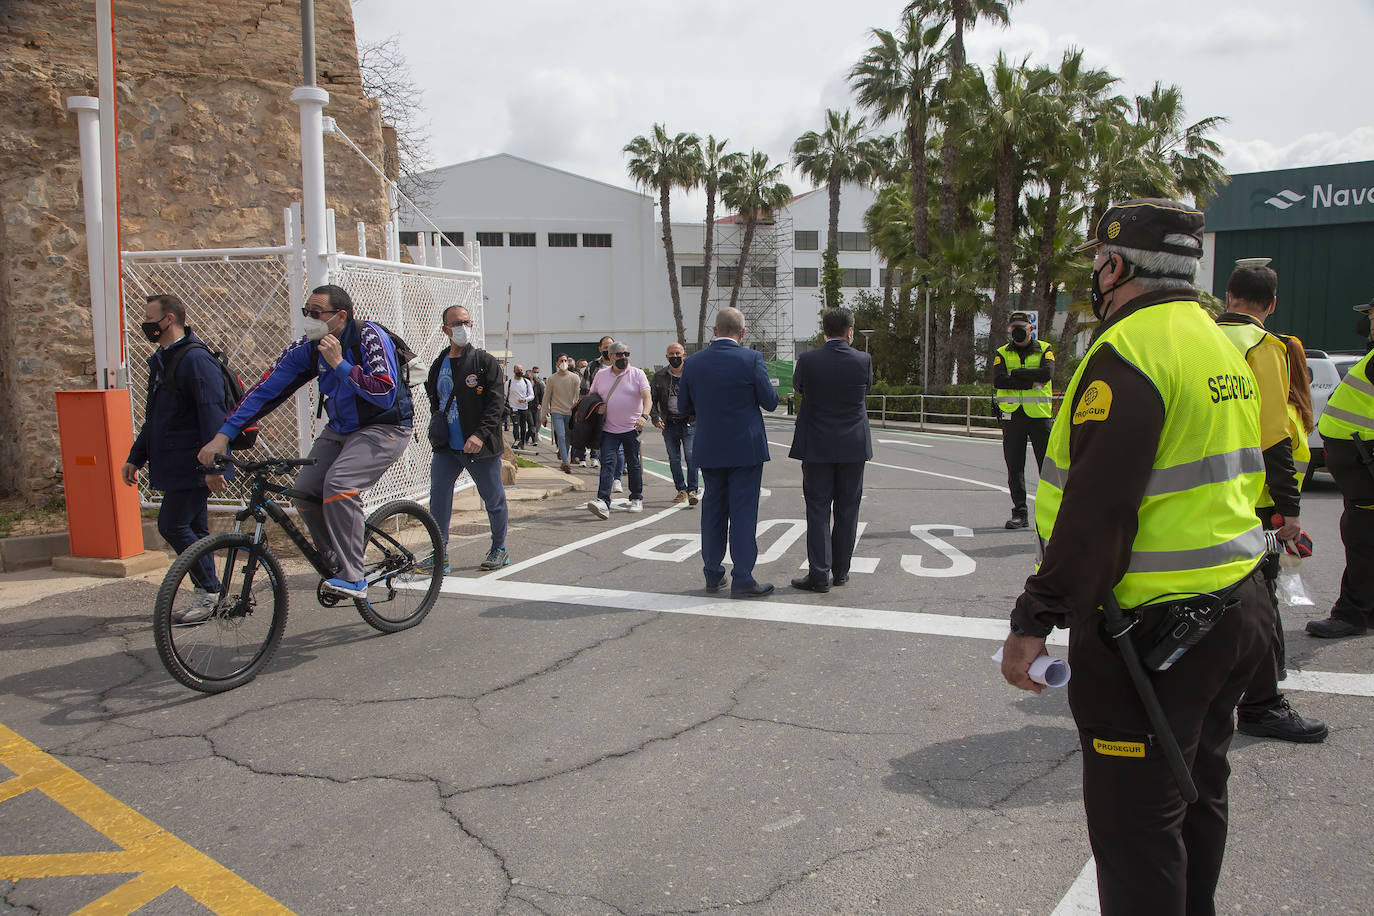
[992,647,1071,688]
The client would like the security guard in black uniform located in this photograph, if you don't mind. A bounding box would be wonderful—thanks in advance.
[1001,199,1274,914]
[993,311,1054,528]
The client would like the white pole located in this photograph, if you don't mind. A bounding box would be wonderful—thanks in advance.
[95,0,123,389]
[921,276,931,395]
[291,86,330,290]
[356,221,367,258]
[67,96,107,387]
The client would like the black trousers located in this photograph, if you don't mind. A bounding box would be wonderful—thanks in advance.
[1069,571,1272,915]
[1237,511,1286,718]
[800,460,865,582]
[1001,411,1051,517]
[1324,437,1374,627]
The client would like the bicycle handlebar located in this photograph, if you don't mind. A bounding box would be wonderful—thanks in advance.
[202,455,318,476]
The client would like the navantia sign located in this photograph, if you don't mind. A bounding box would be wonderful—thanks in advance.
[1204,160,1374,232]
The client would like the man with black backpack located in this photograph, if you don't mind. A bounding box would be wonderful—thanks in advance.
[199,284,414,601]
[123,294,232,624]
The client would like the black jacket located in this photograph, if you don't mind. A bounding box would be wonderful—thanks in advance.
[649,366,694,424]
[568,393,605,452]
[425,346,506,460]
[129,330,232,490]
[788,339,873,463]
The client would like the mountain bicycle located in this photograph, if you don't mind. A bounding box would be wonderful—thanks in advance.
[152,455,444,693]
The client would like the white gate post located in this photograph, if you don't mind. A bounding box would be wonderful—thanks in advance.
[291,86,330,291]
[66,96,110,388]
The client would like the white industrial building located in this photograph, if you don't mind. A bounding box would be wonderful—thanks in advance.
[398,154,887,371]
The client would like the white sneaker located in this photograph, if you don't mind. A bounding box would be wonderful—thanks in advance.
[628,499,643,513]
[173,588,217,625]
[589,458,599,469]
[587,499,610,519]
[612,479,623,493]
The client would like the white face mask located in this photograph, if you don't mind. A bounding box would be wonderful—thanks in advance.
[304,317,330,341]
[450,324,471,348]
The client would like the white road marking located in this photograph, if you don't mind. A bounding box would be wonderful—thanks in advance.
[901,525,976,578]
[1051,858,1099,915]
[767,439,1011,495]
[761,812,806,832]
[484,503,686,580]
[877,439,933,448]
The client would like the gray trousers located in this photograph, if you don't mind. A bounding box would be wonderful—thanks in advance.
[293,424,410,581]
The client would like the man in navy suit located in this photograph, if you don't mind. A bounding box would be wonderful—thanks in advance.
[678,307,780,597]
[788,307,874,592]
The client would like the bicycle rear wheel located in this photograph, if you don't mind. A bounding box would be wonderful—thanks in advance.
[153,533,288,693]
[356,499,443,633]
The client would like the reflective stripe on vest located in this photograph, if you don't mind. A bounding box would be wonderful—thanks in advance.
[1033,299,1265,609]
[994,342,1054,418]
[1319,351,1374,440]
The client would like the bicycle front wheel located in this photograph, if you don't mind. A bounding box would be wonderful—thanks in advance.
[356,500,443,633]
[153,533,288,693]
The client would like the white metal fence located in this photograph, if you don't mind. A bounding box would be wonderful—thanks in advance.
[122,209,482,512]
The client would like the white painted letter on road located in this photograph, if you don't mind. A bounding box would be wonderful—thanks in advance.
[901,525,975,578]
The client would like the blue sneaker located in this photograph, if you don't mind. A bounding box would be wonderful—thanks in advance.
[480,546,510,570]
[415,554,450,576]
[323,577,368,598]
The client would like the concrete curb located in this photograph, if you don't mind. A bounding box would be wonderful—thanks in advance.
[0,521,171,574]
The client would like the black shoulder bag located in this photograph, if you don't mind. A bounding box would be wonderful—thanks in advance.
[428,358,460,450]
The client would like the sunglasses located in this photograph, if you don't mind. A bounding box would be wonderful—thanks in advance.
[301,306,341,320]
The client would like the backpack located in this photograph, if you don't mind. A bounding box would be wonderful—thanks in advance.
[157,340,260,449]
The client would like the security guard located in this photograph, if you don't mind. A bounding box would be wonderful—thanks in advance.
[1216,265,1328,742]
[993,311,1054,529]
[1307,295,1374,639]
[1001,199,1273,914]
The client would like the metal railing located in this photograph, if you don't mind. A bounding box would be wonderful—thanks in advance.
[860,394,1067,432]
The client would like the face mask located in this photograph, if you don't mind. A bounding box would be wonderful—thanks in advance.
[450,324,470,348]
[514,370,524,379]
[1010,326,1030,345]
[303,317,330,341]
[1090,256,1131,321]
[600,349,609,361]
[668,356,683,368]
[1357,315,1371,338]
[614,357,629,371]
[140,317,167,343]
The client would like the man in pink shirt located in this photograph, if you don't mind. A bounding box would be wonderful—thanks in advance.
[586,340,653,518]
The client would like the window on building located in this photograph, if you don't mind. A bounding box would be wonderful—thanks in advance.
[840,268,872,287]
[751,267,776,288]
[548,233,578,247]
[794,267,819,287]
[837,231,870,251]
[508,232,536,247]
[582,233,613,248]
[795,230,819,251]
[717,266,738,288]
[681,266,705,287]
[879,268,903,288]
[476,232,503,247]
[441,231,464,247]
[399,231,419,246]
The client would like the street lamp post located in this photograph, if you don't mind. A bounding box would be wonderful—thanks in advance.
[919,275,931,393]
[858,329,875,352]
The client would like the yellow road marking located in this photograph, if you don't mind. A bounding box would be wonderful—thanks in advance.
[0,722,294,915]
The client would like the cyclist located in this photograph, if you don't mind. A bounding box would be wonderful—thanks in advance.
[198,284,413,599]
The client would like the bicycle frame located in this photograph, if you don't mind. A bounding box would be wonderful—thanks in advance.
[232,475,335,578]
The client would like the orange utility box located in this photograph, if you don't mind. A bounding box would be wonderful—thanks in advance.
[55,390,144,559]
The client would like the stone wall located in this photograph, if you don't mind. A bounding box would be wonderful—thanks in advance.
[0,0,394,500]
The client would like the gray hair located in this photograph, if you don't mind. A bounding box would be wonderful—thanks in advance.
[1101,233,1201,292]
[714,307,745,337]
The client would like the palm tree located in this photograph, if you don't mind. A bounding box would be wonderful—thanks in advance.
[956,53,1051,351]
[1134,82,1229,204]
[720,150,792,312]
[696,136,741,349]
[1029,49,1118,327]
[851,11,947,262]
[791,109,877,261]
[625,124,701,345]
[907,0,1017,237]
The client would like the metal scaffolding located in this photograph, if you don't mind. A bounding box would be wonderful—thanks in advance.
[709,215,793,361]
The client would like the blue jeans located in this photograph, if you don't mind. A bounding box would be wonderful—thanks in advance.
[598,430,642,503]
[661,420,697,492]
[430,448,508,553]
[551,412,571,463]
[159,487,220,591]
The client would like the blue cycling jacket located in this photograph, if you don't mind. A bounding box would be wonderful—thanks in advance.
[220,319,413,439]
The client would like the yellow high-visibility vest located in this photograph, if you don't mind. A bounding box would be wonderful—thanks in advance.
[1035,299,1265,609]
[994,341,1054,419]
[1318,349,1374,441]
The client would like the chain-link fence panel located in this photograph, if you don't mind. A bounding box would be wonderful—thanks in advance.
[328,253,484,509]
[122,249,300,509]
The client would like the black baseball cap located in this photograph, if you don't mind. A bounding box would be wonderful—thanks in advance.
[1076,198,1205,258]
[1009,311,1035,325]
[1354,296,1374,314]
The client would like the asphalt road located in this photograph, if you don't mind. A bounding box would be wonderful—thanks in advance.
[2,418,1371,914]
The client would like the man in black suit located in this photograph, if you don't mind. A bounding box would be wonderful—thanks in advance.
[788,307,874,592]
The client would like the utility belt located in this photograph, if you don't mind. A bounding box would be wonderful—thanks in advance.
[1121,567,1261,672]
[664,415,693,426]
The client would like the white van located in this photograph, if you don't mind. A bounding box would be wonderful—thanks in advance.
[1305,349,1364,484]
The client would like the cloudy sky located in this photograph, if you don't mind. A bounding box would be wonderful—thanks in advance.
[351,0,1374,221]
